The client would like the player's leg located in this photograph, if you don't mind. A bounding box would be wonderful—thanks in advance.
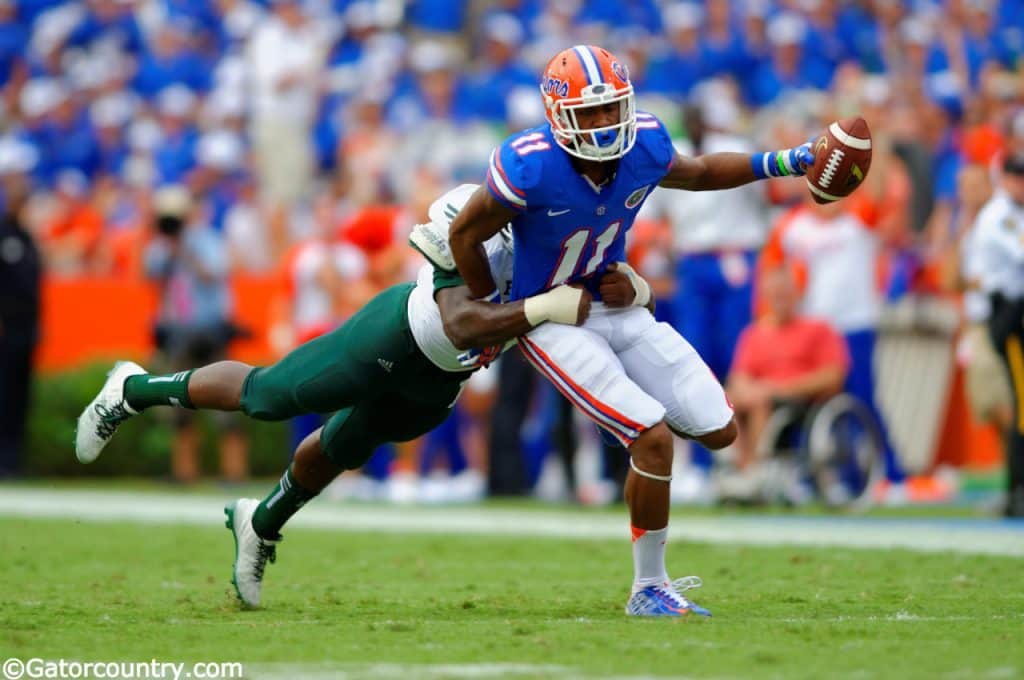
[607,307,736,448]
[518,322,709,616]
[76,283,416,464]
[603,307,737,613]
[226,391,458,607]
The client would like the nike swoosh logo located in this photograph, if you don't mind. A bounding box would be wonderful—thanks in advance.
[547,208,571,216]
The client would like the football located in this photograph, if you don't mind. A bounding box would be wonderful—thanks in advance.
[805,117,873,204]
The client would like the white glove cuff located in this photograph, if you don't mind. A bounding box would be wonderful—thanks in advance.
[524,285,583,326]
[617,262,652,308]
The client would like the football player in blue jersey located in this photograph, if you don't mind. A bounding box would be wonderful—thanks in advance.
[450,45,815,617]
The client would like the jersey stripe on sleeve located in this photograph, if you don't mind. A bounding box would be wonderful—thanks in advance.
[486,150,527,210]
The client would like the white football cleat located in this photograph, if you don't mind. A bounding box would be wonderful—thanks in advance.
[224,498,280,608]
[75,360,145,463]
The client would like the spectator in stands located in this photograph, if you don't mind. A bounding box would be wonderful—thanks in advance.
[646,2,705,100]
[337,90,399,207]
[404,0,468,37]
[40,169,104,275]
[0,139,41,478]
[746,13,832,107]
[133,22,211,99]
[728,264,850,471]
[224,174,271,274]
[466,14,536,124]
[152,85,199,185]
[0,0,27,91]
[63,0,144,57]
[246,0,326,207]
[90,93,133,178]
[700,0,744,81]
[802,0,847,83]
[190,129,247,233]
[388,41,474,131]
[212,0,264,50]
[144,185,247,483]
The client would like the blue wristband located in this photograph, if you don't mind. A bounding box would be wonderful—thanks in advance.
[751,150,795,179]
[751,152,771,179]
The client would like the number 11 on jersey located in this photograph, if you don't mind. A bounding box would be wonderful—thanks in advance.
[547,221,622,287]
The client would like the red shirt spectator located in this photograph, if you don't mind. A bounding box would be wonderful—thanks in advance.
[732,316,849,386]
[727,265,850,470]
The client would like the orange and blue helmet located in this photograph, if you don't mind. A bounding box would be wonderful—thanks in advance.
[540,45,636,162]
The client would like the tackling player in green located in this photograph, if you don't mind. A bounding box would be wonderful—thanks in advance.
[74,184,653,608]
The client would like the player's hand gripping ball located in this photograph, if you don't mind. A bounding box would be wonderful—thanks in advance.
[805,117,873,204]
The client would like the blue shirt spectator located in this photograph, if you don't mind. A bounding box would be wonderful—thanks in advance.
[405,0,467,34]
[745,14,831,107]
[134,26,212,99]
[466,15,537,123]
[576,0,662,34]
[90,94,134,178]
[387,42,477,130]
[64,1,145,55]
[0,2,25,88]
[647,3,707,100]
[152,86,200,184]
[19,0,63,26]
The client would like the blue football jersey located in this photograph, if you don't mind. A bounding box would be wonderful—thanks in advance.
[485,112,675,301]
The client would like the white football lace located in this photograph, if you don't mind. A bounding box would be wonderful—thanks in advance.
[671,576,703,593]
[820,148,845,188]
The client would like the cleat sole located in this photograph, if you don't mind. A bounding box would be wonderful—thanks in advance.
[224,502,245,605]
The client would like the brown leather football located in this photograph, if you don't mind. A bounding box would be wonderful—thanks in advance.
[805,117,872,204]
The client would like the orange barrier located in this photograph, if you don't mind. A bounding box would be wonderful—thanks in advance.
[37,276,278,372]
[934,364,1004,471]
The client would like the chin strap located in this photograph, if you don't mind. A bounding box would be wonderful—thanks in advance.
[630,457,673,482]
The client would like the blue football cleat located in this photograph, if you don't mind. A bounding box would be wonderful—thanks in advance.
[625,576,712,617]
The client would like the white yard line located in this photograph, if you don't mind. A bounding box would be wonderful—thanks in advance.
[0,488,1021,556]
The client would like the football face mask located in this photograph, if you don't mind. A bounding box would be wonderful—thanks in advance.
[541,45,637,163]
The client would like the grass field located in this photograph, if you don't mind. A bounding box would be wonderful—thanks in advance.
[2,488,1024,679]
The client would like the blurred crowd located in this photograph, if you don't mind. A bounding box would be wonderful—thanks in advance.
[1,0,1022,503]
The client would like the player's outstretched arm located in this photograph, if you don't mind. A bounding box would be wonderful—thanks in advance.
[449,186,518,299]
[659,144,814,192]
[436,284,591,350]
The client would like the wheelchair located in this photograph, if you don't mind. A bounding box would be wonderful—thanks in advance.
[754,393,885,509]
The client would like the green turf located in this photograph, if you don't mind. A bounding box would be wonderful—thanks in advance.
[1,517,1022,679]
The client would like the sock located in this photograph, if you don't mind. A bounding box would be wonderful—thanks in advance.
[631,525,669,588]
[123,371,195,411]
[252,467,318,540]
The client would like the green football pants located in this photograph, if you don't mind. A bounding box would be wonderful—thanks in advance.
[239,283,466,469]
